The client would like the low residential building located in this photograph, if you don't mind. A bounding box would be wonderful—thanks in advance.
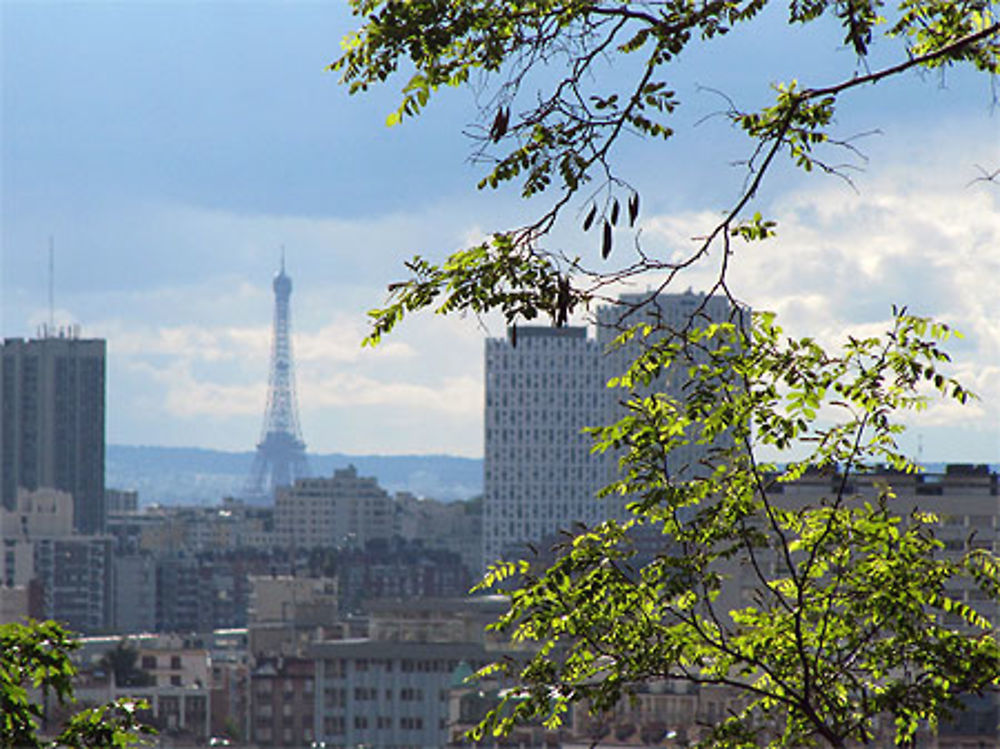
[1,487,113,633]
[250,655,316,748]
[310,596,510,749]
[72,633,213,743]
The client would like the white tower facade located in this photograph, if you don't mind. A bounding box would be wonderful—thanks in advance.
[481,291,740,572]
[482,327,611,570]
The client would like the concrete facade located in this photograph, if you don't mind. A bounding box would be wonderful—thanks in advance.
[483,326,610,570]
[310,596,509,749]
[275,466,394,550]
[595,291,741,482]
[1,487,112,633]
[482,292,739,572]
[1,334,106,534]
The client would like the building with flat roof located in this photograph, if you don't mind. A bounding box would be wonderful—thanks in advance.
[1,333,106,533]
[310,596,511,749]
[274,465,394,550]
[483,326,610,570]
[1,487,112,633]
[482,292,740,572]
[596,290,742,481]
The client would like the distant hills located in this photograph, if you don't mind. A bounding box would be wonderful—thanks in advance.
[105,447,992,508]
[106,445,483,506]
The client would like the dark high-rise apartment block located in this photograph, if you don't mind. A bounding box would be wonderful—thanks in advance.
[1,333,106,534]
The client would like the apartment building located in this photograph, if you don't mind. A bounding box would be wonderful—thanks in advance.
[275,465,394,550]
[1,333,106,533]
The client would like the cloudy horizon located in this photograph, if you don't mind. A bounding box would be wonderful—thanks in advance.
[3,2,997,462]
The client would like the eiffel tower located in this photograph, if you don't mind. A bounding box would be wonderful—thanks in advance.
[245,253,310,501]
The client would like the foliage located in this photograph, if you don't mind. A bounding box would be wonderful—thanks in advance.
[468,310,1000,747]
[1,620,154,748]
[99,640,154,689]
[333,0,999,339]
[331,0,1000,745]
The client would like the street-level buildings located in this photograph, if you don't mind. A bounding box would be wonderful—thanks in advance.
[71,632,214,743]
[310,596,510,749]
[250,655,316,748]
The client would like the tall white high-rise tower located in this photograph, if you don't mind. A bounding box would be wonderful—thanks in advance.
[482,326,612,569]
[481,291,740,571]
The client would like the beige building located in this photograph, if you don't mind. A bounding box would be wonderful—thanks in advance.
[73,633,213,742]
[248,575,339,657]
[1,487,74,588]
[394,493,482,573]
[749,464,999,629]
[274,465,393,550]
[249,575,338,626]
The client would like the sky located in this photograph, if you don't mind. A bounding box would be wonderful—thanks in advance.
[2,1,998,462]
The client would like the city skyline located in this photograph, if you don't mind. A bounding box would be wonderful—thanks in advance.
[2,2,997,461]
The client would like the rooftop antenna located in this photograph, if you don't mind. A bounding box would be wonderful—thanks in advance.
[917,433,924,468]
[280,245,286,274]
[48,236,55,334]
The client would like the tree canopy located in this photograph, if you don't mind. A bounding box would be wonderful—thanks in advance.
[333,0,998,337]
[330,0,1000,745]
[1,620,154,748]
[469,310,1000,747]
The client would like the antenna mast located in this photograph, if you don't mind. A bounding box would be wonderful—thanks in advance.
[48,236,55,333]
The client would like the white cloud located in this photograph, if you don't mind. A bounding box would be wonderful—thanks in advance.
[634,142,1000,455]
[127,359,266,419]
[300,372,481,414]
[23,127,992,459]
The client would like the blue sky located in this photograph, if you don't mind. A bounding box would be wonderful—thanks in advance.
[2,1,998,461]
